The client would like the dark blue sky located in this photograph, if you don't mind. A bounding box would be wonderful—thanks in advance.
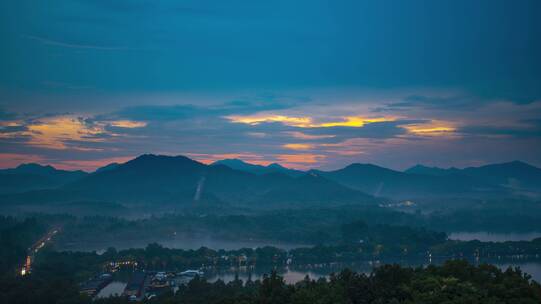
[1,0,540,170]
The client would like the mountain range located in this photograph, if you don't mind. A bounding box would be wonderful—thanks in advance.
[1,155,540,215]
[211,159,304,177]
[0,164,87,194]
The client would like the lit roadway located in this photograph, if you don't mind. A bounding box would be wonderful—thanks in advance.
[21,227,61,276]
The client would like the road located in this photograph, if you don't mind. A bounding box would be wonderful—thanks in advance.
[20,227,61,276]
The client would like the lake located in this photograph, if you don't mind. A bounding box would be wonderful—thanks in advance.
[448,231,541,242]
[206,259,541,284]
[96,259,541,298]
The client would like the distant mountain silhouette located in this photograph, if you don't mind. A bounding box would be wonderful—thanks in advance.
[211,159,304,177]
[94,162,120,173]
[63,154,375,208]
[314,163,504,199]
[1,156,540,215]
[406,161,541,191]
[258,172,374,207]
[0,163,87,194]
[405,164,461,176]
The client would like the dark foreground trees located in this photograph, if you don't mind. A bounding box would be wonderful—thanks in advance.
[166,261,541,304]
[2,260,540,304]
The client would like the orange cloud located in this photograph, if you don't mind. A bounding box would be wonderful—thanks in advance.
[109,120,147,128]
[0,121,22,127]
[2,116,147,151]
[227,114,395,128]
[0,153,45,169]
[27,116,106,149]
[227,114,313,127]
[0,153,134,172]
[52,156,135,172]
[318,116,395,127]
[276,154,326,170]
[283,143,314,150]
[276,154,325,164]
[402,120,457,136]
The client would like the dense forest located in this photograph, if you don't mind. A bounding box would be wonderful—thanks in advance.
[1,212,541,303]
[0,216,46,275]
[48,201,541,252]
[1,259,540,304]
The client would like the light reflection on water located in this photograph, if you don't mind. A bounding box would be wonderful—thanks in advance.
[95,260,541,298]
[206,260,541,284]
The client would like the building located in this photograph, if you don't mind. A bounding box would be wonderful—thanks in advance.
[80,274,113,297]
[123,272,146,299]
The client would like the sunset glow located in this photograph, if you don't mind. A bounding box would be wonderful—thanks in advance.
[402,121,457,136]
[27,117,105,150]
[228,114,396,128]
[283,143,314,150]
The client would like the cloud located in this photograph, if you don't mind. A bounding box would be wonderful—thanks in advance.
[276,154,326,169]
[110,98,295,122]
[51,156,135,171]
[26,116,106,149]
[459,125,541,138]
[227,114,313,127]
[109,120,147,128]
[0,123,27,134]
[227,114,396,128]
[382,94,482,111]
[400,120,458,137]
[1,89,541,171]
[0,107,17,121]
[0,153,45,168]
[283,143,314,150]
[285,131,335,140]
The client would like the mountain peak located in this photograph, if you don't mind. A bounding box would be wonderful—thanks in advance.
[212,159,304,177]
[344,163,394,172]
[267,163,285,169]
[405,164,462,176]
[123,154,203,171]
[16,162,55,169]
[15,163,57,174]
[212,158,252,166]
[95,162,120,173]
[505,160,531,167]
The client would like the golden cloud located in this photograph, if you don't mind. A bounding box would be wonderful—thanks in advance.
[227,114,395,128]
[318,116,396,127]
[109,120,147,128]
[402,120,457,136]
[226,115,313,127]
[27,116,106,149]
[1,116,148,151]
[276,154,326,164]
[283,143,314,150]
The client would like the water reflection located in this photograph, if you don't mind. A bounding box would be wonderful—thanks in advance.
[95,259,541,299]
[205,259,541,284]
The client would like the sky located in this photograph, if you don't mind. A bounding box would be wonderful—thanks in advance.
[1,0,541,171]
